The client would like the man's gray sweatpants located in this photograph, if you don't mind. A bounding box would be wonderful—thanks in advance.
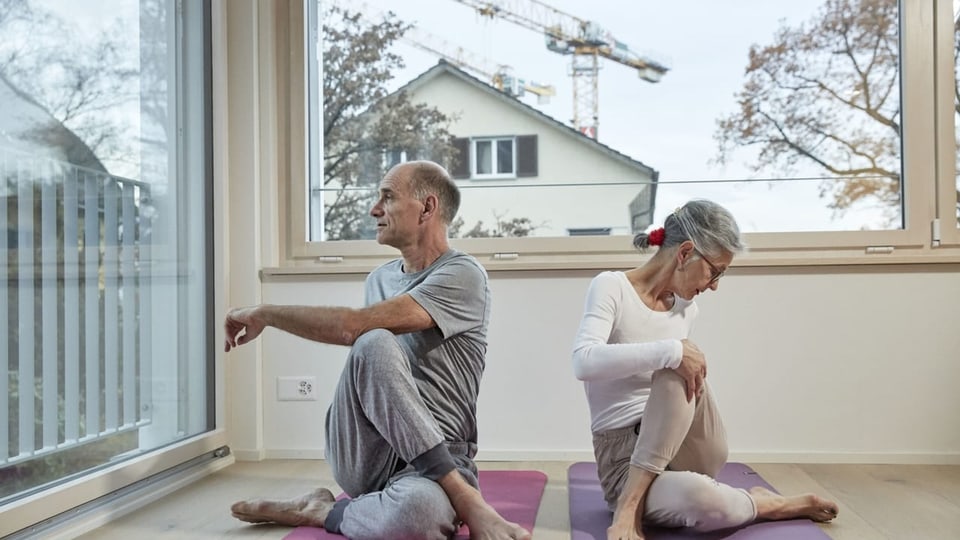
[323,329,479,540]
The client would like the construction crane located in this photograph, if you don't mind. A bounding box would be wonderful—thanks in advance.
[353,3,555,103]
[449,0,670,138]
[402,24,556,104]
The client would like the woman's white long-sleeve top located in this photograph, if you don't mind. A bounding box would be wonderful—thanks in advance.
[571,271,698,432]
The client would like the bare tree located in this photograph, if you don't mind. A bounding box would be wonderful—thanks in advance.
[0,0,138,174]
[713,0,931,224]
[321,4,460,240]
[320,4,541,239]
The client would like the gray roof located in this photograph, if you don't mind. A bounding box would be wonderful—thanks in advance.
[0,71,107,173]
[392,59,659,181]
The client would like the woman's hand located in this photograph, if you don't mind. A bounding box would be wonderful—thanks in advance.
[674,339,707,402]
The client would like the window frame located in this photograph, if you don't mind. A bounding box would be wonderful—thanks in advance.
[470,136,516,179]
[283,0,960,274]
[384,149,409,170]
[935,0,960,246]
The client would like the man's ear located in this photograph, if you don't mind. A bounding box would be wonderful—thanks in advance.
[421,194,438,221]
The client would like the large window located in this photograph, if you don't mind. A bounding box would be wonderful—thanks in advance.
[294,0,957,266]
[0,0,214,535]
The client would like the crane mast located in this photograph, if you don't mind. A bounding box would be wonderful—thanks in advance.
[450,0,669,138]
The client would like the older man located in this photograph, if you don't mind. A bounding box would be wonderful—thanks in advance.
[224,161,529,540]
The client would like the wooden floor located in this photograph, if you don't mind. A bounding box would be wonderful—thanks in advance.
[78,460,960,540]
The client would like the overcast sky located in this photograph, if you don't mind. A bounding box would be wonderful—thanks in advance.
[341,0,909,232]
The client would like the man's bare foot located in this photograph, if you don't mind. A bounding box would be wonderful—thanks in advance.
[231,487,336,527]
[749,486,839,523]
[462,502,531,540]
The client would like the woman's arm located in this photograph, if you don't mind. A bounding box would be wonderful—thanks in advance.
[571,274,682,381]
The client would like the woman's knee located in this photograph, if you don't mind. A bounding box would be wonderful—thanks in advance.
[651,367,687,390]
[647,472,754,531]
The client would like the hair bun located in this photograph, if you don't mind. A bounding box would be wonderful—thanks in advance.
[648,227,666,246]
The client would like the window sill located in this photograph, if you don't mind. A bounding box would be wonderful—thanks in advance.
[466,173,517,181]
[264,242,960,278]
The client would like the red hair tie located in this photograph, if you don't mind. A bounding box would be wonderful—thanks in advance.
[648,227,665,246]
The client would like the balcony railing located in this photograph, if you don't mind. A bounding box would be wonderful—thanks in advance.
[2,148,152,469]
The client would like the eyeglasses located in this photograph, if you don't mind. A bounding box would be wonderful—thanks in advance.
[693,247,725,285]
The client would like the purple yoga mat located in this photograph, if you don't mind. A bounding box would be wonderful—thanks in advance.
[568,462,832,540]
[283,469,547,540]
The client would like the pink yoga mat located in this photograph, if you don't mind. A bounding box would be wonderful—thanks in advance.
[284,469,547,540]
[568,462,832,540]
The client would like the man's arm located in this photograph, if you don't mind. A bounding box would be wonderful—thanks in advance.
[224,294,434,352]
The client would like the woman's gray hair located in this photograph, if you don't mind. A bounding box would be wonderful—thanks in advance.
[633,199,745,257]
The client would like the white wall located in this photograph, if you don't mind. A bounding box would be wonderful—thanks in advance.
[221,0,959,465]
[233,264,960,464]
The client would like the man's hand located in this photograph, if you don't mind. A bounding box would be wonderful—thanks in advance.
[224,306,266,352]
[673,339,707,402]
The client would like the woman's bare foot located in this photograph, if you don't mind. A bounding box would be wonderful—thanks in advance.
[231,487,336,527]
[749,486,839,523]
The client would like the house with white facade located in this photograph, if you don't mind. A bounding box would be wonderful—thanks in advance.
[391,60,658,237]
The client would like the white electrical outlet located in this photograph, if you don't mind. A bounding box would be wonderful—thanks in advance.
[277,376,318,401]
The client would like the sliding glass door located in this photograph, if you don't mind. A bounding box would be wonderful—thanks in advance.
[0,0,213,532]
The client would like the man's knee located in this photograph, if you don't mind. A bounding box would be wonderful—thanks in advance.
[348,329,406,374]
[359,479,456,540]
[352,328,399,354]
[397,484,457,538]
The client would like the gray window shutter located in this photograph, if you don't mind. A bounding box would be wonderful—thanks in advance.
[516,135,538,177]
[451,137,470,179]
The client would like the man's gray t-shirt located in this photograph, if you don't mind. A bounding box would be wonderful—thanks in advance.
[364,249,490,445]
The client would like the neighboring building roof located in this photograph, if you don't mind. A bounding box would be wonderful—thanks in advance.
[0,71,107,173]
[392,59,659,181]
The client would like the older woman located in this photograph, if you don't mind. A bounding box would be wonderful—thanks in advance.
[572,200,838,540]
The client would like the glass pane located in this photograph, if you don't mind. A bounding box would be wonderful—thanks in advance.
[313,0,904,239]
[475,140,492,175]
[317,176,886,239]
[0,0,210,503]
[497,139,513,174]
[449,177,890,238]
